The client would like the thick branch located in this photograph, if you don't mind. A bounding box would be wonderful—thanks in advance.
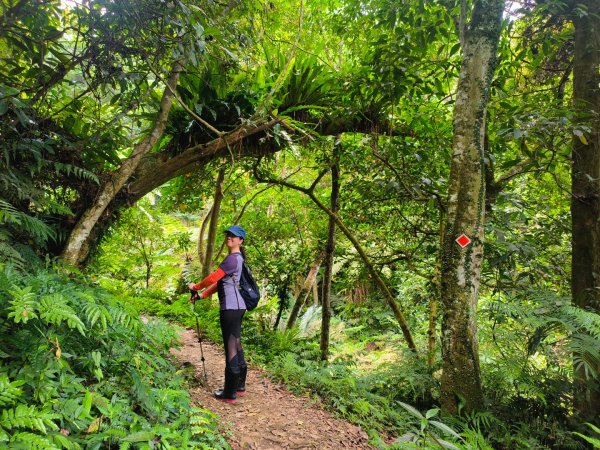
[128,119,280,201]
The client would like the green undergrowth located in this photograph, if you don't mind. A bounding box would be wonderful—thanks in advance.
[0,265,229,449]
[124,288,600,449]
[124,292,496,449]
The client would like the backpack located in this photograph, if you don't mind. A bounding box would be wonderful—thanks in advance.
[232,258,261,311]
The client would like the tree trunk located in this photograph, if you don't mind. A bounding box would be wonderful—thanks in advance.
[197,205,213,264]
[321,153,340,361]
[286,252,324,330]
[440,0,504,414]
[570,0,600,422]
[274,281,290,331]
[202,167,226,278]
[61,61,183,266]
[428,204,445,369]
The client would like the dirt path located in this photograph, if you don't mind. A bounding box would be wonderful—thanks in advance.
[171,327,374,450]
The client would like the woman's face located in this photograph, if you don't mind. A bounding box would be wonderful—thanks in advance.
[225,232,243,249]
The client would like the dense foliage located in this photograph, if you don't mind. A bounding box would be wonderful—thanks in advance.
[0,264,228,449]
[2,0,600,447]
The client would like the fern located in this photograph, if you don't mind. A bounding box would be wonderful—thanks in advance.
[48,431,81,450]
[30,196,73,216]
[80,299,111,331]
[121,430,155,443]
[7,431,61,450]
[559,305,600,338]
[39,293,86,335]
[51,162,99,184]
[569,333,600,380]
[108,306,140,331]
[0,199,56,242]
[7,285,39,324]
[1,265,225,449]
[0,404,59,434]
[102,425,128,440]
[0,238,26,271]
[0,374,24,407]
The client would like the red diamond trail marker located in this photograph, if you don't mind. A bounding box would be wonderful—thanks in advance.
[456,234,471,248]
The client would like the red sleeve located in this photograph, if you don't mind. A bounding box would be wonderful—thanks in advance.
[191,268,226,291]
[201,283,218,298]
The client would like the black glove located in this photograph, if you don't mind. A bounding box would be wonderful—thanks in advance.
[189,289,200,303]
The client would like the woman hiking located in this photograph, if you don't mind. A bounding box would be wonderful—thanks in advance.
[189,225,248,403]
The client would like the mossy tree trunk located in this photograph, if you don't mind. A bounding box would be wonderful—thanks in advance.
[440,0,504,414]
[570,0,600,422]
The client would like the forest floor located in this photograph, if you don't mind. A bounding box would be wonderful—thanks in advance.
[171,327,376,450]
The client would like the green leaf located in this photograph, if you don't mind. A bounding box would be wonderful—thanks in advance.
[429,420,462,439]
[425,408,439,419]
[431,437,461,450]
[573,432,600,448]
[397,401,424,419]
[80,391,93,419]
[122,431,155,442]
[0,375,25,407]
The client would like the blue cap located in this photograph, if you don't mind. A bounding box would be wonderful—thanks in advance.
[225,225,246,239]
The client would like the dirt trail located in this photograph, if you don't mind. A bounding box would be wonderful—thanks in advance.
[171,328,374,450]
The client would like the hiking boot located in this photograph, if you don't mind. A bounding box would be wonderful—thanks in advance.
[215,365,248,397]
[237,365,247,396]
[214,369,239,403]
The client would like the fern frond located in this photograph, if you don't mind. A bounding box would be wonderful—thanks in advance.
[574,423,600,448]
[52,162,99,184]
[39,293,86,335]
[559,305,600,338]
[7,285,39,323]
[121,430,155,443]
[0,404,59,433]
[30,196,73,216]
[103,425,128,440]
[0,374,24,407]
[9,431,61,450]
[49,431,81,450]
[568,333,600,380]
[0,199,56,242]
[0,242,25,271]
[81,300,111,331]
[108,307,139,331]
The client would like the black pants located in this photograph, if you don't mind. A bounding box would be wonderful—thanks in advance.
[220,309,246,374]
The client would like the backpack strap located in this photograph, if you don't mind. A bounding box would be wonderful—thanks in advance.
[230,253,245,309]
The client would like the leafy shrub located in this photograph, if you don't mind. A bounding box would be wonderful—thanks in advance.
[0,264,229,449]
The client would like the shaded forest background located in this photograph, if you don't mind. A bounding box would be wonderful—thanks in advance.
[1,0,599,448]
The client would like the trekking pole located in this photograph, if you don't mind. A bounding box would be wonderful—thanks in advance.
[190,289,208,383]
